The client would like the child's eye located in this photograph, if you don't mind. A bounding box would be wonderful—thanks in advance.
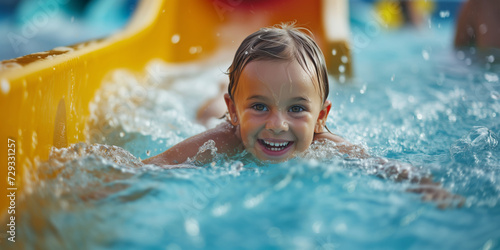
[289,105,305,112]
[252,104,268,111]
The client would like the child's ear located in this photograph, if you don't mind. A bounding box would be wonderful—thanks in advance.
[315,100,332,133]
[224,93,239,125]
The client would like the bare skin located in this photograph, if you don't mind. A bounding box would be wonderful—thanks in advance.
[454,0,500,48]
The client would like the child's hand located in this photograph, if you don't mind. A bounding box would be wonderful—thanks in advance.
[407,181,466,209]
[373,158,465,209]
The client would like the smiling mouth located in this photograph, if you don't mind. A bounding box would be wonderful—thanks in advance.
[258,139,293,152]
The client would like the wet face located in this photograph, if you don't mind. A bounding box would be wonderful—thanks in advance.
[225,60,331,162]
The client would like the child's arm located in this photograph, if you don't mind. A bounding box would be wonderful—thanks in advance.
[314,132,464,208]
[142,122,242,166]
[372,158,465,209]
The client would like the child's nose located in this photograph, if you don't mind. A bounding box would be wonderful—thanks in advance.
[265,112,289,133]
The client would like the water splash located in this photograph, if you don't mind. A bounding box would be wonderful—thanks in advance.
[450,126,499,165]
[86,60,226,159]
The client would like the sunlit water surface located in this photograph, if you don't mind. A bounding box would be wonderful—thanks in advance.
[7,24,500,249]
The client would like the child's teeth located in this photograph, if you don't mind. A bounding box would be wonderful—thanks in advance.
[263,140,290,149]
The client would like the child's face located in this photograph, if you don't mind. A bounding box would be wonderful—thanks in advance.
[225,60,331,162]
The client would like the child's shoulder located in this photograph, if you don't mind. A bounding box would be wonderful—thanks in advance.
[142,121,242,166]
[188,121,244,160]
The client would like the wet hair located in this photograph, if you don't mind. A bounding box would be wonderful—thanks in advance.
[227,23,329,103]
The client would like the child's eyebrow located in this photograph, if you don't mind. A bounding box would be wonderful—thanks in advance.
[247,95,311,103]
[291,96,311,103]
[247,95,269,101]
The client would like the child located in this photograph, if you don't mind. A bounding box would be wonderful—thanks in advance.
[143,24,462,207]
[143,23,367,165]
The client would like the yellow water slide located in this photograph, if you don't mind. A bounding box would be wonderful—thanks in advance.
[0,0,351,216]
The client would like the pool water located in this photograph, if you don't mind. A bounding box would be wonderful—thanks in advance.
[7,22,500,249]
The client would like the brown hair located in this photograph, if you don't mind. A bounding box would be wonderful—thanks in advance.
[227,23,329,103]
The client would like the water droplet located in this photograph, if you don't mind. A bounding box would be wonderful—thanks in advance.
[119,132,125,137]
[212,203,230,217]
[341,55,348,63]
[331,49,337,56]
[360,84,366,94]
[456,50,465,60]
[339,75,345,83]
[416,113,423,120]
[185,218,200,236]
[338,65,345,73]
[448,115,457,122]
[244,193,265,208]
[422,50,430,60]
[1,79,10,94]
[391,74,395,81]
[189,46,202,54]
[485,72,499,82]
[439,10,450,18]
[491,91,500,100]
[171,34,180,44]
[487,55,495,63]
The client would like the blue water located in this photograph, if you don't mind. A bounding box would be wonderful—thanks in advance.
[4,21,500,249]
[0,0,138,60]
